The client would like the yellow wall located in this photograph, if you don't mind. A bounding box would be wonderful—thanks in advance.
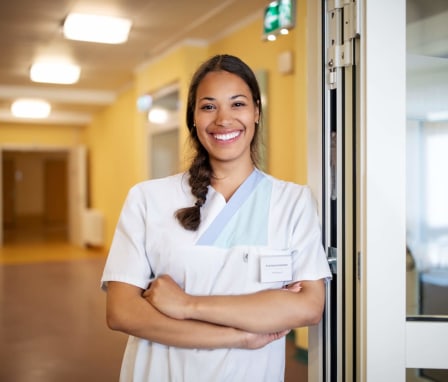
[85,86,139,243]
[0,123,84,146]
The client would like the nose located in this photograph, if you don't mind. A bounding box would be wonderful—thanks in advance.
[215,107,233,127]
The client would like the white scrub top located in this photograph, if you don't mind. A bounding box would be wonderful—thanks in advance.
[101,169,331,382]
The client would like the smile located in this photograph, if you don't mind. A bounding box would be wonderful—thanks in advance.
[213,131,241,141]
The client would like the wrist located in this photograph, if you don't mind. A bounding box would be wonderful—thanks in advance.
[185,295,198,320]
[228,327,247,349]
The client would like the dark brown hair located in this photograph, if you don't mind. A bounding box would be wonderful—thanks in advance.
[175,54,263,231]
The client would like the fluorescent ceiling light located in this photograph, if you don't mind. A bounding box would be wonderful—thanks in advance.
[63,13,132,44]
[30,62,81,84]
[11,99,51,119]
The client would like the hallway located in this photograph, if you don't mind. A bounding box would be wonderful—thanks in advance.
[0,243,126,381]
[0,239,307,381]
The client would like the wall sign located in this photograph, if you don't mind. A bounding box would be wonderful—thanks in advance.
[263,0,296,41]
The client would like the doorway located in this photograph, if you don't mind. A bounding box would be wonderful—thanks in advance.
[2,150,69,244]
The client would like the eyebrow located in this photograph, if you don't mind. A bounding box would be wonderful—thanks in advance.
[198,94,249,102]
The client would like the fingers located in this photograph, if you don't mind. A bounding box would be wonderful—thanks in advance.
[284,281,302,292]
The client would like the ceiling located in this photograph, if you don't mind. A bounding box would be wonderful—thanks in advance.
[0,0,268,125]
[0,1,447,126]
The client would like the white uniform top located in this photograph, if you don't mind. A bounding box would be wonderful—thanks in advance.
[101,169,331,382]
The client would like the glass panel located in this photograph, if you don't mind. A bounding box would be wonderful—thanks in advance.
[148,88,180,179]
[408,368,448,382]
[406,0,448,319]
[150,129,179,179]
[406,3,448,378]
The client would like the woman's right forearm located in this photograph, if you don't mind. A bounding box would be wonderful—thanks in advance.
[106,281,247,349]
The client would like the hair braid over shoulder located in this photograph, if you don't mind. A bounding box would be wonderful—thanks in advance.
[175,147,211,231]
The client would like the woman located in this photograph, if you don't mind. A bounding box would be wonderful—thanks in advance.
[102,54,331,381]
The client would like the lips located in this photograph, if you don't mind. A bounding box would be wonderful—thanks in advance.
[213,131,241,141]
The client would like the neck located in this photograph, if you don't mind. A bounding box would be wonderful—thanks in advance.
[210,160,255,201]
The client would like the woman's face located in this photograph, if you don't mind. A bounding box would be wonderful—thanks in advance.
[194,70,259,168]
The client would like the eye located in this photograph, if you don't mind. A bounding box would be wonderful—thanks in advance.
[233,101,246,108]
[199,104,215,111]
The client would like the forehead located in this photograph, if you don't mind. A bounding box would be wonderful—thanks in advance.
[197,71,251,97]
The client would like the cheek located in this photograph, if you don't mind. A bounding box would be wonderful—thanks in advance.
[195,125,209,146]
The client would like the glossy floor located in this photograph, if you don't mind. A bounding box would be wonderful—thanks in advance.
[0,231,307,381]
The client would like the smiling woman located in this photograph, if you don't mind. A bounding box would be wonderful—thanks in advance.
[101,54,331,382]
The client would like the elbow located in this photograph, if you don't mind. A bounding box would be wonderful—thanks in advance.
[106,307,127,332]
[306,304,325,326]
[289,304,324,329]
[307,310,324,326]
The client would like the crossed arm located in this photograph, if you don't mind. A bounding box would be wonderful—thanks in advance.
[105,276,325,350]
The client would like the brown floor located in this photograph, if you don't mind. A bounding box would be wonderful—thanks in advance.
[0,225,307,382]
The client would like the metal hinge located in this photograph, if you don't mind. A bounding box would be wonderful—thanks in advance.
[328,246,337,274]
[327,0,359,88]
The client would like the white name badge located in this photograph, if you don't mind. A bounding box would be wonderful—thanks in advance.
[260,255,292,283]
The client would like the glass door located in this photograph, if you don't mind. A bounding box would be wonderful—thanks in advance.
[406,0,448,380]
[309,0,448,380]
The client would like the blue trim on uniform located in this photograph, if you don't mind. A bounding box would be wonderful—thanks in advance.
[213,176,272,248]
[197,169,266,246]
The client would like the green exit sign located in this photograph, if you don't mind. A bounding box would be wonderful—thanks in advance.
[263,0,295,39]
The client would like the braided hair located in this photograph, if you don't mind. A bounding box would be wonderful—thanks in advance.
[175,54,263,230]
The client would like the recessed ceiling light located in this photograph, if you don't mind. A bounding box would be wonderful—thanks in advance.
[30,62,81,84]
[11,99,51,119]
[63,13,132,44]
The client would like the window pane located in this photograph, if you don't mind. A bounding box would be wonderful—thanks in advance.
[406,0,448,320]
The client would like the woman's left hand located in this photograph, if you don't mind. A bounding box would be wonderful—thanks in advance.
[143,274,191,320]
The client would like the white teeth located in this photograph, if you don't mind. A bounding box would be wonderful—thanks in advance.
[214,131,240,141]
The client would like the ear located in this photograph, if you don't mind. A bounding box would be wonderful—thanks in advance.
[254,101,260,124]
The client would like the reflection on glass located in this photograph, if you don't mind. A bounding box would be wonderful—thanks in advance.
[407,368,448,382]
[151,129,179,179]
[406,1,448,379]
[147,87,180,179]
[406,0,448,319]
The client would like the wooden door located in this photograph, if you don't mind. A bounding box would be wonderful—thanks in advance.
[44,158,68,226]
[2,158,16,229]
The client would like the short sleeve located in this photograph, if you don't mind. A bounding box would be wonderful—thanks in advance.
[101,185,152,290]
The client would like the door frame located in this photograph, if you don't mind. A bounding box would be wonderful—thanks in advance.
[308,0,407,380]
[0,144,86,247]
[359,0,407,379]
